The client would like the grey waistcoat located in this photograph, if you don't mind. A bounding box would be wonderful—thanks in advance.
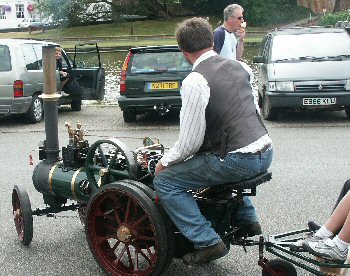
[193,55,268,156]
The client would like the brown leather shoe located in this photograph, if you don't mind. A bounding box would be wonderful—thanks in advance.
[183,241,229,266]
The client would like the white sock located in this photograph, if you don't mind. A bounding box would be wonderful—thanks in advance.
[333,235,350,252]
[315,225,333,238]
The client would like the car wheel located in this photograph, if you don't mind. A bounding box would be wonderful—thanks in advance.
[25,95,43,124]
[71,99,82,111]
[258,93,262,108]
[345,107,350,119]
[123,110,137,122]
[262,95,278,121]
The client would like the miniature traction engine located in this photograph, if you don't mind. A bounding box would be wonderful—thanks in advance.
[12,45,273,276]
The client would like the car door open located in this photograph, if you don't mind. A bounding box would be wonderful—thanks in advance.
[63,43,105,101]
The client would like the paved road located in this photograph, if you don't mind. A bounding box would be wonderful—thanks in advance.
[1,104,350,275]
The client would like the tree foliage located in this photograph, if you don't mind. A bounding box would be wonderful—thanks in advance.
[37,0,314,27]
[181,0,311,26]
[37,0,88,27]
[319,9,350,26]
[38,0,180,26]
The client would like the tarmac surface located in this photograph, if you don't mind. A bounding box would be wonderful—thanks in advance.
[1,104,350,275]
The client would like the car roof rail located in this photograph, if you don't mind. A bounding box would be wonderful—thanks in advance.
[130,45,180,53]
[272,25,340,34]
[273,26,304,31]
[307,25,334,28]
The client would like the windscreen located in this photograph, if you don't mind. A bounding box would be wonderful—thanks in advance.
[130,51,192,73]
[271,32,350,61]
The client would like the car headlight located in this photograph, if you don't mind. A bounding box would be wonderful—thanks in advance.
[268,81,294,92]
[345,79,350,90]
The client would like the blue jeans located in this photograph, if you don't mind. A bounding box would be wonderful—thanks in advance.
[154,147,273,249]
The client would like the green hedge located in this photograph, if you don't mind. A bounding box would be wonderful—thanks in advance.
[319,10,350,26]
[244,5,311,26]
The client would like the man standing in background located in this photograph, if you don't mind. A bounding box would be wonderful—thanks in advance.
[213,4,246,61]
[213,4,261,237]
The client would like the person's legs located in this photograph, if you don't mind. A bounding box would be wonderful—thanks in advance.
[307,178,350,233]
[61,78,69,90]
[154,148,273,249]
[310,191,350,238]
[234,196,259,224]
[304,191,350,261]
[324,191,350,234]
[333,179,350,212]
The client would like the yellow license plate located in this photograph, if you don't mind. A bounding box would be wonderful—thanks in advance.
[148,82,179,90]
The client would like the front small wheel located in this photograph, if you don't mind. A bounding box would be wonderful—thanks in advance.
[262,259,297,276]
[12,185,33,245]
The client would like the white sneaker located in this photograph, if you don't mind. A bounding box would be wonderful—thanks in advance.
[303,238,348,262]
[291,233,323,249]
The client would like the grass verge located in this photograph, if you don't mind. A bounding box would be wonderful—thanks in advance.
[0,16,266,48]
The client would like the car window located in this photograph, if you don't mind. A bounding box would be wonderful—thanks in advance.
[130,51,192,73]
[0,45,11,71]
[271,32,350,61]
[61,51,72,68]
[21,44,40,70]
[73,44,100,68]
[32,44,43,69]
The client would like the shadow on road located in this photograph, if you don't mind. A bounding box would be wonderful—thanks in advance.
[271,110,349,126]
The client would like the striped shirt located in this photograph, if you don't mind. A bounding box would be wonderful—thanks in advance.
[160,50,272,167]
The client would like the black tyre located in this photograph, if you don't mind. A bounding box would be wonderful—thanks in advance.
[12,185,33,245]
[345,107,350,119]
[24,95,43,124]
[123,110,137,122]
[258,93,262,108]
[71,99,82,111]
[262,259,297,276]
[85,182,169,276]
[262,95,278,121]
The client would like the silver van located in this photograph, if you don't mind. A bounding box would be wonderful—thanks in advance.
[253,27,350,120]
[0,39,105,123]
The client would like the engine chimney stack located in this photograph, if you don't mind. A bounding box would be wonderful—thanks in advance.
[41,45,60,162]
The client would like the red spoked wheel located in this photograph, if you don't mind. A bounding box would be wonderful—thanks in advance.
[12,185,33,245]
[262,259,297,276]
[118,179,175,273]
[85,182,169,275]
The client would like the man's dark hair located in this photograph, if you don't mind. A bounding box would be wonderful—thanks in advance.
[175,17,213,53]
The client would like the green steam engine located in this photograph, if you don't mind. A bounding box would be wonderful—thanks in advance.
[12,45,273,276]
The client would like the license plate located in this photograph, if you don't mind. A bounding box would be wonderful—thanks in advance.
[303,98,336,106]
[148,82,179,90]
